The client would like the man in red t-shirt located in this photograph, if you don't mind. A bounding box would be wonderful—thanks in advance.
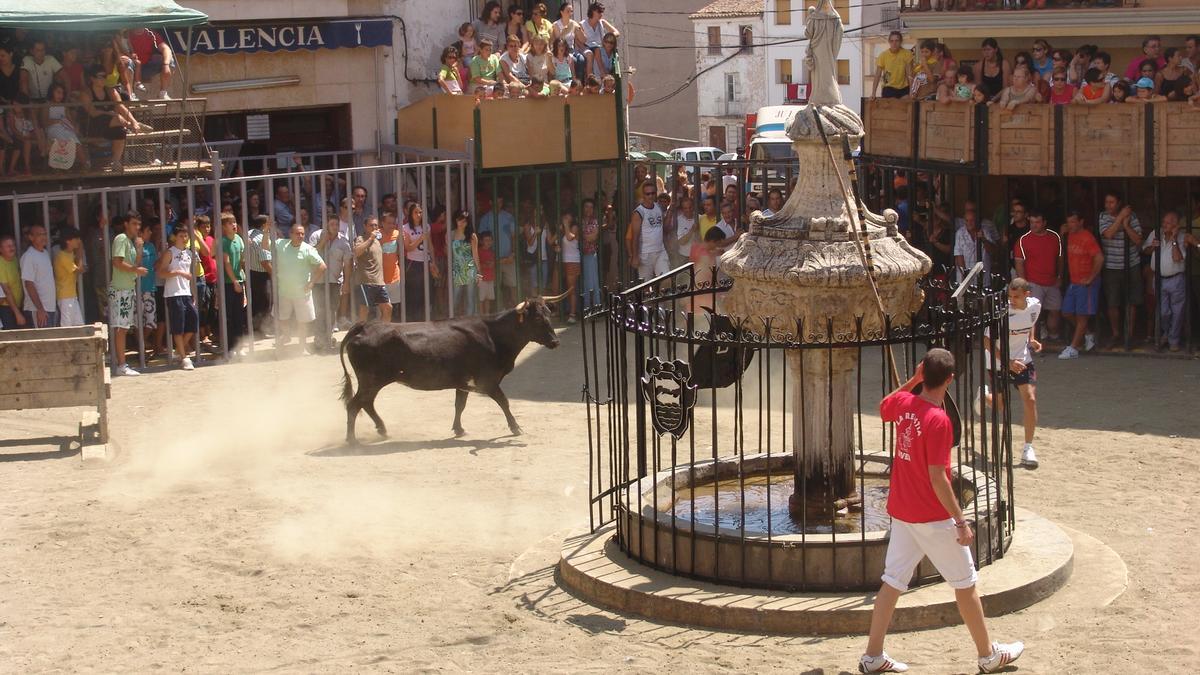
[859,349,1024,674]
[1058,210,1104,360]
[1014,210,1063,340]
[128,28,175,99]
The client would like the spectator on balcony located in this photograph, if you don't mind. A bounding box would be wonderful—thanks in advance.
[475,2,507,55]
[552,2,587,79]
[1155,48,1192,100]
[0,44,21,105]
[527,4,554,45]
[580,2,619,81]
[57,46,84,96]
[128,28,174,100]
[551,38,575,89]
[1014,211,1063,340]
[1048,68,1075,105]
[98,39,135,102]
[1128,77,1166,103]
[470,38,502,97]
[1124,35,1165,82]
[454,23,478,78]
[500,34,531,90]
[973,38,1010,102]
[1110,81,1131,103]
[1098,191,1143,349]
[80,66,136,172]
[40,83,85,167]
[1143,210,1194,352]
[1029,40,1053,80]
[438,47,464,95]
[526,34,553,85]
[1067,44,1096,86]
[591,33,618,79]
[1059,211,1101,360]
[506,5,530,50]
[995,65,1042,110]
[1073,67,1111,105]
[19,40,60,102]
[6,96,35,176]
[872,31,913,99]
[1182,35,1199,74]
[1088,51,1120,88]
[909,39,942,100]
[939,66,976,103]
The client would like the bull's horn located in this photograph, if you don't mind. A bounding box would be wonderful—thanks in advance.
[515,301,527,312]
[541,286,573,304]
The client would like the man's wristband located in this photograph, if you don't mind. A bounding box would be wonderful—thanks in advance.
[954,520,969,528]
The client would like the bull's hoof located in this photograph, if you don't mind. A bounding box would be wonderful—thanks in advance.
[346,436,359,447]
[452,427,466,438]
[509,424,523,436]
[376,427,388,438]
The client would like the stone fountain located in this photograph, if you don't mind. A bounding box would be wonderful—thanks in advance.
[719,0,931,519]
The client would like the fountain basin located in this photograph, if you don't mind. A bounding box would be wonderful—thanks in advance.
[617,451,1007,591]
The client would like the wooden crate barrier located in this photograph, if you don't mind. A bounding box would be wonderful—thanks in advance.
[864,98,914,158]
[0,323,110,446]
[988,104,1054,177]
[918,101,975,164]
[1154,102,1200,178]
[1063,104,1144,177]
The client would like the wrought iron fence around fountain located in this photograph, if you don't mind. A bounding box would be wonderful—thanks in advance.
[581,264,1015,592]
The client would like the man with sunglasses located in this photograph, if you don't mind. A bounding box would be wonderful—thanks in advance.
[628,180,669,281]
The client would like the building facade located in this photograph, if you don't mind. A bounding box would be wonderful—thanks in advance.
[761,0,871,113]
[690,1,766,153]
[625,0,711,149]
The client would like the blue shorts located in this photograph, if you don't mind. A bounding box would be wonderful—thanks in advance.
[167,295,199,335]
[359,284,390,306]
[1063,281,1100,316]
[1011,360,1036,387]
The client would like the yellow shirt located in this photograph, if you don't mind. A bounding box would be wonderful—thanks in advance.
[525,17,552,42]
[698,215,719,239]
[53,250,79,300]
[0,255,21,307]
[876,48,914,89]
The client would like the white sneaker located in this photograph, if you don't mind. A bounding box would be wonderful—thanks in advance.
[159,91,171,100]
[116,364,140,377]
[978,641,1024,673]
[1021,443,1038,469]
[1084,333,1096,352]
[1058,345,1079,360]
[859,652,909,673]
[128,91,139,101]
[181,357,195,371]
[135,82,147,92]
[973,384,991,417]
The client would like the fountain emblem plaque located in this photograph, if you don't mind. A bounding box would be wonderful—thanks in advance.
[641,357,697,440]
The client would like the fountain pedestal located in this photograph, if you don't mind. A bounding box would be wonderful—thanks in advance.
[718,1,930,521]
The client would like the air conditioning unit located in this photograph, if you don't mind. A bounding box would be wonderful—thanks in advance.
[786,83,811,103]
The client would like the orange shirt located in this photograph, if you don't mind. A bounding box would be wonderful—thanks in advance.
[379,228,401,284]
[1066,228,1100,284]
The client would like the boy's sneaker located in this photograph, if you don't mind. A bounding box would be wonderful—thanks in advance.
[1084,333,1096,352]
[116,364,140,377]
[1021,443,1038,469]
[859,652,909,673]
[135,82,147,92]
[181,357,195,371]
[1057,345,1079,360]
[978,641,1024,673]
[159,91,171,100]
[973,384,990,417]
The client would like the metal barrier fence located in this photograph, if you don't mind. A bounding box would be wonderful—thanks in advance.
[582,264,1015,591]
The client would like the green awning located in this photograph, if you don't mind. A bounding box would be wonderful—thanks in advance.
[0,1,208,31]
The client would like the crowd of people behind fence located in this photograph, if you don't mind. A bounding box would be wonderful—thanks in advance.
[437,2,624,100]
[0,26,172,175]
[872,32,1200,108]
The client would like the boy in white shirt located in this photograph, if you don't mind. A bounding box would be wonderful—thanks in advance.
[981,277,1043,468]
[156,227,199,370]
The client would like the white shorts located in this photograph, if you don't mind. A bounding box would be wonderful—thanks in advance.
[881,517,978,592]
[637,249,670,281]
[1029,282,1062,311]
[276,293,316,323]
[57,297,83,327]
[477,279,495,302]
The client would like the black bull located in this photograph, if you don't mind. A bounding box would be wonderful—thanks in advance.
[339,295,565,444]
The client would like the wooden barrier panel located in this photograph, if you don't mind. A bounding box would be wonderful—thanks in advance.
[988,104,1054,177]
[919,101,974,163]
[0,324,109,445]
[568,93,620,164]
[864,98,913,158]
[480,97,568,169]
[1063,104,1144,177]
[1154,102,1200,178]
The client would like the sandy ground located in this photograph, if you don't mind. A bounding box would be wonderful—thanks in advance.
[0,327,1198,673]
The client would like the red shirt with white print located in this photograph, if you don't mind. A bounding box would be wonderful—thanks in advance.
[881,390,954,523]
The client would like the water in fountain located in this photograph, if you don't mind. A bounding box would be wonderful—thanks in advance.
[670,474,891,535]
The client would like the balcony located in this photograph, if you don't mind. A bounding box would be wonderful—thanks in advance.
[0,98,211,189]
[861,98,1200,178]
[395,93,621,170]
[897,1,1200,38]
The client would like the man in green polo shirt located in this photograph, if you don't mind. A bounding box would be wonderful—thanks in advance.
[109,212,147,376]
[272,223,326,354]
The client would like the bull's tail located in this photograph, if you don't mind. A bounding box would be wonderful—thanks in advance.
[339,323,366,405]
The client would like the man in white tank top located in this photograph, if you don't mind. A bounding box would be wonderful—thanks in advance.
[629,179,669,281]
[671,195,697,269]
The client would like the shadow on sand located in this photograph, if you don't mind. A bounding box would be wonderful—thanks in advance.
[308,435,525,458]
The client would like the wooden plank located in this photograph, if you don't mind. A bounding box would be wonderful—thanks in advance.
[1165,160,1200,176]
[0,352,100,378]
[0,324,103,343]
[0,390,99,411]
[1,376,99,396]
[0,338,103,357]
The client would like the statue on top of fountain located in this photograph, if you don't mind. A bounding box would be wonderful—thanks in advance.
[786,0,864,146]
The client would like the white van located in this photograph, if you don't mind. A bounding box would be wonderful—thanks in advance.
[670,146,723,178]
[747,106,801,194]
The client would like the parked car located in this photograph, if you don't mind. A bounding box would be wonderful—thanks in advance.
[670,146,723,179]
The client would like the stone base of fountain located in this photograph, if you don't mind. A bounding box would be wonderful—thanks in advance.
[557,508,1080,635]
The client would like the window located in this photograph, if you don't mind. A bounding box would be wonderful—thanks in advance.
[725,72,740,102]
[686,152,698,161]
[837,59,851,85]
[775,0,792,25]
[739,26,753,53]
[834,0,850,24]
[777,59,793,84]
[708,26,721,55]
